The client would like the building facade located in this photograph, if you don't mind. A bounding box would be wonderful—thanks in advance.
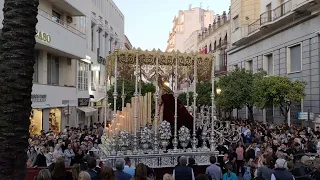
[124,35,133,50]
[198,11,230,78]
[0,0,87,134]
[230,0,261,45]
[227,0,320,124]
[76,0,125,127]
[166,7,215,52]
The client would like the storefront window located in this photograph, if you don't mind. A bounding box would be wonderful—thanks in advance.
[29,109,43,135]
[49,108,61,133]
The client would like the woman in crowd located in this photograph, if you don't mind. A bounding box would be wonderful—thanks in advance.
[35,169,52,180]
[100,166,117,180]
[132,163,149,180]
[51,157,73,180]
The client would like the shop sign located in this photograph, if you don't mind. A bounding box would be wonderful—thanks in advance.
[31,94,47,102]
[78,98,89,106]
[35,30,51,43]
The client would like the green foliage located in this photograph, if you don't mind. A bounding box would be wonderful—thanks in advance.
[254,75,306,121]
[178,81,213,106]
[216,68,266,119]
[108,80,156,111]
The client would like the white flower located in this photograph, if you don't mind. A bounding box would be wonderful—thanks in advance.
[140,127,152,144]
[158,121,172,140]
[178,126,190,142]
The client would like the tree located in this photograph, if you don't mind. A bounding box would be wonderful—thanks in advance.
[0,0,39,178]
[254,76,306,122]
[178,81,212,106]
[216,68,265,120]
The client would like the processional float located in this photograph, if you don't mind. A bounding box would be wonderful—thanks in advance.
[100,48,241,167]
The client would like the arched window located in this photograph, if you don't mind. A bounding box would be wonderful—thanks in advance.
[214,41,217,50]
[219,38,222,47]
[209,43,212,52]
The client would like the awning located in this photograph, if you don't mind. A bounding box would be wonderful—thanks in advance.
[78,107,97,117]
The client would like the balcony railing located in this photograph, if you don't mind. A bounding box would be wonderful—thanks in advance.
[274,0,292,20]
[38,8,86,38]
[215,65,227,75]
[248,19,260,35]
[260,10,273,25]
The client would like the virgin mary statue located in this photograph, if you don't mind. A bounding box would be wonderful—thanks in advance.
[157,75,193,131]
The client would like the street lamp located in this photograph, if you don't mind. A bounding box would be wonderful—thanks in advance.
[216,88,222,118]
[216,88,222,95]
[163,81,170,87]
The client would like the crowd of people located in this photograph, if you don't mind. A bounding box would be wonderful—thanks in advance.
[28,120,320,180]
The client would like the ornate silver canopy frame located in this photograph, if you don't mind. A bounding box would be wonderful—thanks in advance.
[101,49,241,166]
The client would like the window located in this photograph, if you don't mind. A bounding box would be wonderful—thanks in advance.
[233,15,239,31]
[263,54,273,75]
[233,64,238,70]
[98,27,102,54]
[47,54,59,85]
[246,60,253,71]
[52,10,62,24]
[91,65,96,91]
[288,44,302,73]
[91,23,95,52]
[78,62,89,91]
[33,51,39,83]
[266,3,272,22]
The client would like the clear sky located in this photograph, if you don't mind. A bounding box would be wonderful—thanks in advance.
[113,0,230,51]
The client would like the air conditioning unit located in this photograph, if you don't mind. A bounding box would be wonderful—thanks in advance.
[67,16,73,23]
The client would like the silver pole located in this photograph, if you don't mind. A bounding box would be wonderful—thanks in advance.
[191,55,198,151]
[210,55,216,151]
[111,50,118,155]
[121,81,125,111]
[132,51,139,154]
[153,55,159,154]
[173,54,179,152]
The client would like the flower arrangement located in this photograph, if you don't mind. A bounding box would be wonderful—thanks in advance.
[118,130,130,146]
[178,126,190,142]
[158,120,172,140]
[140,126,152,144]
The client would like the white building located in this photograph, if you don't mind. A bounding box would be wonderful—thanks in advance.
[76,0,125,127]
[166,7,215,52]
[0,0,88,134]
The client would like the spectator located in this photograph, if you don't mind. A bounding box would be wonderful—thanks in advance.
[35,169,51,180]
[124,157,135,177]
[114,158,132,180]
[271,158,294,180]
[163,173,173,180]
[188,157,197,170]
[132,163,149,180]
[64,143,75,167]
[27,146,37,167]
[51,157,73,180]
[222,163,238,180]
[195,174,210,180]
[173,156,195,180]
[34,146,47,167]
[86,157,99,180]
[100,166,116,180]
[78,171,91,180]
[71,164,80,180]
[205,156,222,180]
[45,146,54,167]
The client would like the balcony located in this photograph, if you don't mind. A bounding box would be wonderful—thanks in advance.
[214,65,227,76]
[36,8,86,59]
[32,84,77,108]
[233,0,319,46]
[48,0,86,16]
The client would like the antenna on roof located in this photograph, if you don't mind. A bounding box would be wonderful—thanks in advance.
[207,6,209,10]
[189,4,192,10]
[200,2,202,9]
